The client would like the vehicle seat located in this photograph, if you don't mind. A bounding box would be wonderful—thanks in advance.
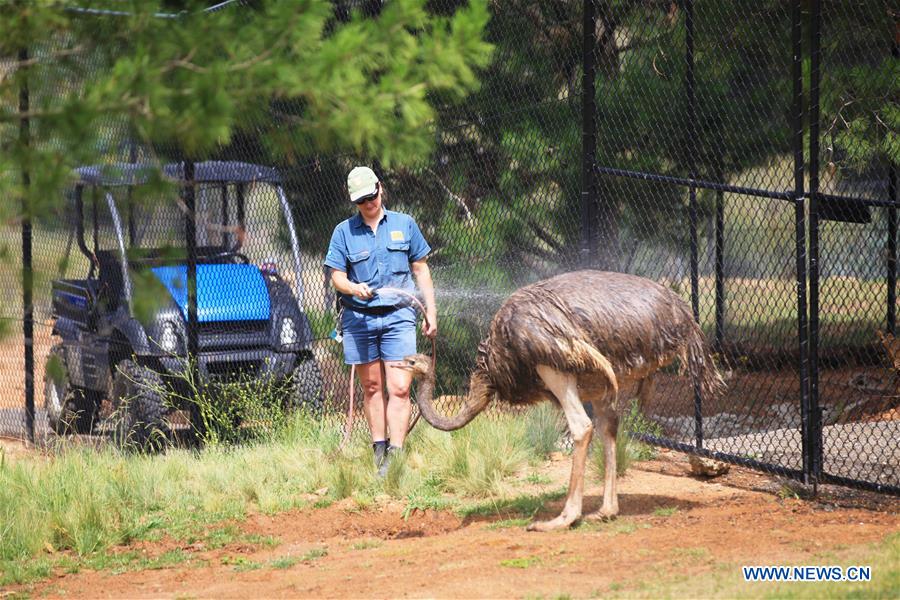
[96,250,125,309]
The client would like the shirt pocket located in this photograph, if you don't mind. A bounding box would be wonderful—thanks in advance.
[347,249,376,283]
[386,242,411,274]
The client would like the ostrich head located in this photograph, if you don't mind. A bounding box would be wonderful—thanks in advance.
[396,353,432,378]
[399,351,494,432]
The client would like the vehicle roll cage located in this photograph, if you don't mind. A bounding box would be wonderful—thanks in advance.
[71,161,305,315]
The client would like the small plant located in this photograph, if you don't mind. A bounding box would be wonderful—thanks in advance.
[525,472,552,485]
[524,403,567,458]
[270,556,300,570]
[329,457,363,500]
[301,547,328,561]
[221,555,263,572]
[486,518,531,530]
[166,357,294,447]
[652,506,678,517]
[500,555,542,569]
[592,400,662,476]
[777,482,802,500]
[352,540,382,551]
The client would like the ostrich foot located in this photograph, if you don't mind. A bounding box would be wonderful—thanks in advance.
[526,512,581,532]
[585,507,618,522]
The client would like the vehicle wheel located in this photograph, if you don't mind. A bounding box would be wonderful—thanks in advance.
[287,356,324,413]
[110,359,168,451]
[43,344,96,435]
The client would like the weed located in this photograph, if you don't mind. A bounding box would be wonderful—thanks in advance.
[525,472,552,485]
[652,506,678,517]
[270,556,300,570]
[402,492,453,520]
[500,555,542,568]
[221,555,263,572]
[351,539,382,551]
[486,518,531,530]
[301,547,328,561]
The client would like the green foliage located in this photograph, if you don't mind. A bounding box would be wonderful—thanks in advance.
[523,403,566,459]
[0,0,493,235]
[416,417,529,497]
[592,400,661,477]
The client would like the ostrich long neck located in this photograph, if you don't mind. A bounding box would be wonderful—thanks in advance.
[415,365,493,432]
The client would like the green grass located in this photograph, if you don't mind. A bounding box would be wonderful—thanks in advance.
[652,506,678,517]
[592,400,661,477]
[500,555,542,569]
[523,403,566,458]
[486,518,532,530]
[351,539,382,551]
[0,410,546,586]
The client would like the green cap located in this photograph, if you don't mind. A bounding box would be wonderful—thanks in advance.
[347,166,379,203]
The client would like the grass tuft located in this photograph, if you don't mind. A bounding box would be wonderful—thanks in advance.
[523,403,566,458]
[592,399,661,477]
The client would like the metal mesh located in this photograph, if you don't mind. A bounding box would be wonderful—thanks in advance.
[0,1,897,494]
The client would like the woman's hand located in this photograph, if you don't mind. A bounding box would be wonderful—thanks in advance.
[422,311,438,338]
[353,282,374,299]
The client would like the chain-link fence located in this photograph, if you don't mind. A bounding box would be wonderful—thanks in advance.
[0,1,897,494]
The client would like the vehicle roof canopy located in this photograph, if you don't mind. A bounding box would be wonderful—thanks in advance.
[74,161,281,186]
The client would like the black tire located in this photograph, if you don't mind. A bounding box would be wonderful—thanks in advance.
[43,344,96,435]
[287,356,324,413]
[110,359,168,451]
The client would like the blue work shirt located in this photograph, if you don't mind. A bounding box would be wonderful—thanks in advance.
[324,210,431,310]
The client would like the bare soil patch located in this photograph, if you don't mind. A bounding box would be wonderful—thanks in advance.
[19,450,900,599]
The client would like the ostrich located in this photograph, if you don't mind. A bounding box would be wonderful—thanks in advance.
[400,270,724,531]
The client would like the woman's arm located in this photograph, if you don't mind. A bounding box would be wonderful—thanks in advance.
[331,269,374,299]
[410,259,437,338]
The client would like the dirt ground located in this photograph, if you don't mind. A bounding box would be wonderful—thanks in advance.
[12,449,899,600]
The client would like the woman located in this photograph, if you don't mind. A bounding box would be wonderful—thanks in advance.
[324,166,437,475]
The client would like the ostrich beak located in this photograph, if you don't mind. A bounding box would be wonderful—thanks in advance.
[394,357,417,370]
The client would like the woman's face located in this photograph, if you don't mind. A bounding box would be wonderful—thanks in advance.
[355,185,382,219]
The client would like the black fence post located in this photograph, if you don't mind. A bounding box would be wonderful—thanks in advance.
[807,0,823,484]
[792,0,812,484]
[184,162,200,386]
[888,31,898,335]
[19,45,35,444]
[714,185,725,353]
[580,0,597,268]
[684,0,702,449]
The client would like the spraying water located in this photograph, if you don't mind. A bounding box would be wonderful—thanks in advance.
[374,286,429,316]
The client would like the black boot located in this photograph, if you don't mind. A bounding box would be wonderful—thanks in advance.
[373,440,388,473]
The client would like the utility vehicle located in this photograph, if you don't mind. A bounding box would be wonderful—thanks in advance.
[44,161,322,445]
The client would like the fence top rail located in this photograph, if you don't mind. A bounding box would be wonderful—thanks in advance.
[593,165,797,202]
[595,164,898,208]
[75,161,281,186]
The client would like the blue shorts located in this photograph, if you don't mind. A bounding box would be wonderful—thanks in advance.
[341,306,417,365]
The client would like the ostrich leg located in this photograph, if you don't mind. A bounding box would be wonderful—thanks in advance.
[589,402,619,519]
[528,365,593,532]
